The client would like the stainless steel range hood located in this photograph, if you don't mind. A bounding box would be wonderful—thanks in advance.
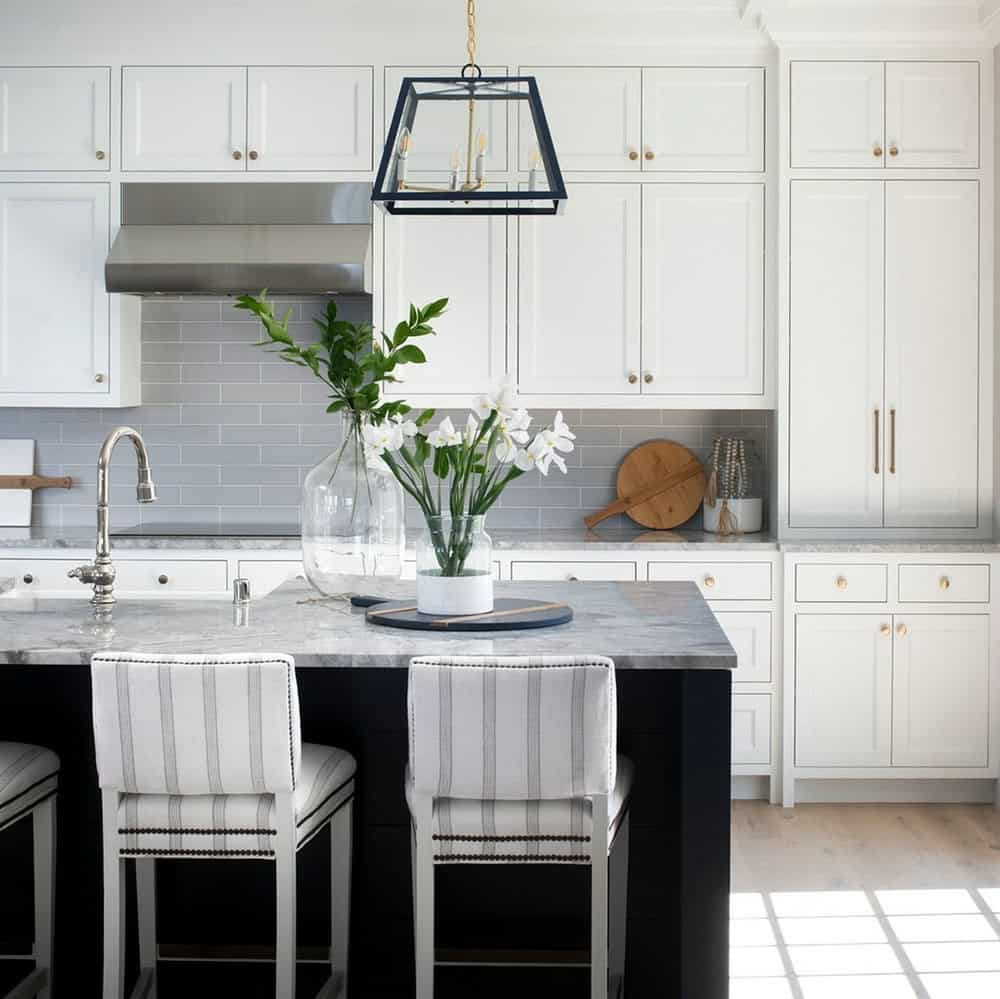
[106,183,372,295]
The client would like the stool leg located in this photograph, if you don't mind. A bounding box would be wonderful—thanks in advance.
[412,795,434,999]
[609,812,630,999]
[32,796,56,999]
[136,858,157,998]
[330,799,353,996]
[101,791,125,999]
[274,792,296,999]
[590,794,610,999]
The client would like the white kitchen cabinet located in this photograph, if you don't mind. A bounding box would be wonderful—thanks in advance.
[732,694,771,765]
[795,614,893,767]
[390,66,508,174]
[123,66,248,171]
[641,184,764,396]
[0,67,111,171]
[790,62,884,168]
[0,184,112,396]
[715,611,772,683]
[789,180,885,529]
[642,67,764,172]
[790,61,979,170]
[247,66,372,171]
[510,561,637,582]
[518,67,641,172]
[891,615,989,767]
[237,559,305,596]
[382,210,506,399]
[518,183,640,396]
[883,181,979,529]
[648,561,772,600]
[884,62,979,169]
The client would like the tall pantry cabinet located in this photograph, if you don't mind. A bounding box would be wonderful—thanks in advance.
[781,57,992,537]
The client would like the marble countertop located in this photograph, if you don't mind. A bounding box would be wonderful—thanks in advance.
[0,526,778,552]
[0,577,735,670]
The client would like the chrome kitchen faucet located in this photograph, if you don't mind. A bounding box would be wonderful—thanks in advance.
[69,427,158,607]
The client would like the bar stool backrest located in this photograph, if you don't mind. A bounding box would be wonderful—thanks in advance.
[408,655,617,801]
[91,652,301,795]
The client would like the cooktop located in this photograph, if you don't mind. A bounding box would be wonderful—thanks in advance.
[112,523,301,538]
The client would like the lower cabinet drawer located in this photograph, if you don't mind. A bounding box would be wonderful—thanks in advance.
[714,611,771,683]
[898,563,990,603]
[795,563,887,602]
[403,561,501,581]
[0,558,87,595]
[237,560,306,596]
[114,559,229,593]
[510,561,637,582]
[732,694,771,766]
[648,561,772,600]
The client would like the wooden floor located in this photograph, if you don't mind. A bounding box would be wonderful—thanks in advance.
[733,801,1000,892]
[730,803,1000,999]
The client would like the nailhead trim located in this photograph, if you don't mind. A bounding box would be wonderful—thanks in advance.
[433,833,591,842]
[120,847,275,857]
[118,827,276,836]
[435,853,592,862]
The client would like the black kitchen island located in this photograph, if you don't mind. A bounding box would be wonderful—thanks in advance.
[0,578,734,998]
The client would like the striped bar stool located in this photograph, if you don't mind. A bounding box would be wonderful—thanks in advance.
[90,653,355,999]
[0,742,58,999]
[406,655,632,999]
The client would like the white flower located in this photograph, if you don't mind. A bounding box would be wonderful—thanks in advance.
[361,420,404,457]
[463,414,479,444]
[473,378,518,422]
[426,416,463,448]
[495,438,520,464]
[504,407,532,435]
[393,415,418,438]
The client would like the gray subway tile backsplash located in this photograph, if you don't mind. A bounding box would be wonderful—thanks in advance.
[7,297,770,531]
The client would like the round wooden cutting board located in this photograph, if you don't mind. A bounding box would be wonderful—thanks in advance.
[615,440,706,529]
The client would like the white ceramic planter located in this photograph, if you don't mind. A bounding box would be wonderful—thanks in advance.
[702,497,763,535]
[416,571,494,616]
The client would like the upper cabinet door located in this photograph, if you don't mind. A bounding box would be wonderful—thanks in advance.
[640,184,763,396]
[247,67,372,171]
[382,211,506,400]
[790,62,884,168]
[788,181,884,529]
[885,62,979,169]
[519,67,640,172]
[388,66,508,174]
[642,67,764,172]
[891,615,989,768]
[884,181,979,529]
[0,184,109,395]
[0,67,111,171]
[518,183,640,395]
[122,67,248,171]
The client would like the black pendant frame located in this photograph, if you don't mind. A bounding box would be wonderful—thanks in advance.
[372,75,567,216]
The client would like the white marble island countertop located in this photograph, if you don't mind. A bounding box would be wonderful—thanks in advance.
[0,577,736,670]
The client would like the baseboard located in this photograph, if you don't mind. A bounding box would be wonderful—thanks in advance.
[791,778,997,804]
[731,775,771,800]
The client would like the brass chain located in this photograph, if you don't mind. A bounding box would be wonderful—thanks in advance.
[466,0,476,67]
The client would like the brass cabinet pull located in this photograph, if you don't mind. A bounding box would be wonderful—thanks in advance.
[95,150,106,161]
[628,149,639,161]
[873,144,884,157]
[940,576,951,590]
[880,623,891,636]
[874,408,880,474]
[158,574,169,585]
[627,373,638,384]
[896,622,908,637]
[232,150,243,160]
[643,372,654,384]
[248,150,259,160]
[644,150,655,161]
[889,409,896,474]
[95,373,105,383]
[889,145,899,157]
[566,574,579,582]
[703,575,716,588]
[835,576,848,590]
[22,573,34,585]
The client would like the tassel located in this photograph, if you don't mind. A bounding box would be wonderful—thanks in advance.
[718,499,739,536]
[706,468,718,507]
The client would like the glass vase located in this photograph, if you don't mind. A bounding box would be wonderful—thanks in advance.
[415,514,493,615]
[301,428,405,594]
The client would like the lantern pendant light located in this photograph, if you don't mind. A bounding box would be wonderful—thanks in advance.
[371,0,567,216]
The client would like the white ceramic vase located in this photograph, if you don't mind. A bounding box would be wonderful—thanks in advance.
[702,497,763,535]
[415,514,494,616]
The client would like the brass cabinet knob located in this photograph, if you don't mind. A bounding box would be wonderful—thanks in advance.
[158,574,169,585]
[232,150,243,160]
[896,622,908,637]
[643,372,654,384]
[873,145,883,157]
[880,623,891,636]
[940,576,951,590]
[835,576,848,590]
[94,373,105,383]
[889,145,899,157]
[628,149,639,161]
[703,575,716,588]
[22,573,34,585]
[644,150,655,161]
[95,150,106,161]
[249,150,259,160]
[627,373,638,384]
[567,574,579,582]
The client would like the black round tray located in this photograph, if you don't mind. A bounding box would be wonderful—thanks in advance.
[365,597,573,632]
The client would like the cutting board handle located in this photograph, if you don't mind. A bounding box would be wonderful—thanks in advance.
[0,474,73,491]
[584,460,703,530]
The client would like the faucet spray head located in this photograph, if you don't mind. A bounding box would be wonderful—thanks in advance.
[136,470,157,504]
